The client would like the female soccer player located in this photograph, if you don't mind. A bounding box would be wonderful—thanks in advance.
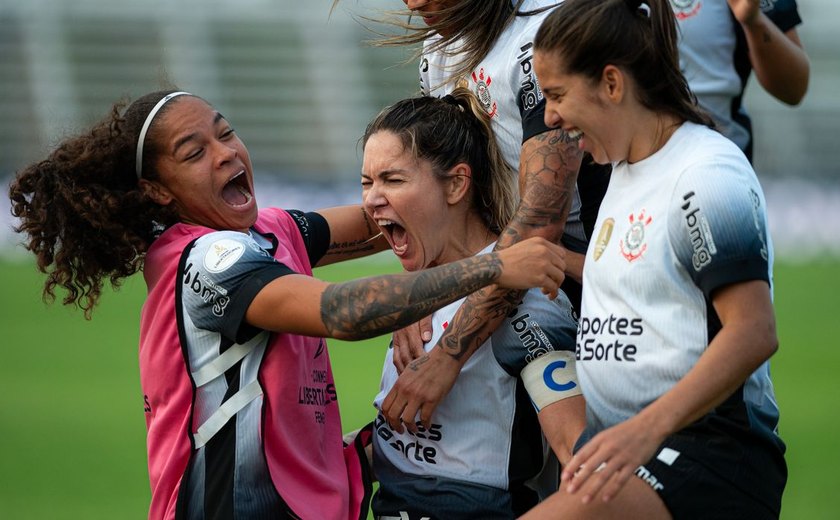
[521,0,786,518]
[358,0,611,444]
[8,89,567,520]
[362,88,585,519]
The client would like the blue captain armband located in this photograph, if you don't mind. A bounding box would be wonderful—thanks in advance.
[521,350,581,412]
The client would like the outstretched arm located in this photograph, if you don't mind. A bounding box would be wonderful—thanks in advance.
[728,0,809,105]
[245,236,566,340]
[381,128,582,431]
[313,205,390,266]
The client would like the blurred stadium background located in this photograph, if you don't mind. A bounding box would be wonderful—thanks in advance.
[0,1,838,518]
[1,0,839,258]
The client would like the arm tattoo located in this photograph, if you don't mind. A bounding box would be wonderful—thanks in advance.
[511,129,581,247]
[432,128,582,362]
[547,130,581,146]
[361,205,376,236]
[438,286,524,361]
[323,206,380,257]
[322,238,379,257]
[320,253,503,340]
[407,354,431,371]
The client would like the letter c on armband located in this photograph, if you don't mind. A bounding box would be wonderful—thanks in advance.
[544,359,577,392]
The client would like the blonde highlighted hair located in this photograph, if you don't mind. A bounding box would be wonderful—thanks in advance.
[362,87,516,233]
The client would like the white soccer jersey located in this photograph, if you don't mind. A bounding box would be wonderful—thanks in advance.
[578,122,782,444]
[419,0,588,245]
[371,244,579,518]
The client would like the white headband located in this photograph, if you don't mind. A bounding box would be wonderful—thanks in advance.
[135,91,192,179]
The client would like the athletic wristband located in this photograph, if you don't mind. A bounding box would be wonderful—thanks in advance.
[521,350,582,411]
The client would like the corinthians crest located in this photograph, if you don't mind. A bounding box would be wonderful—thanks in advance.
[470,68,498,118]
[670,0,701,20]
[620,210,652,262]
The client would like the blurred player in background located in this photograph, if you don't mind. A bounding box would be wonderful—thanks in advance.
[672,0,809,162]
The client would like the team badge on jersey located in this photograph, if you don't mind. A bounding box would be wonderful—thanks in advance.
[204,238,246,272]
[470,68,498,118]
[593,218,615,261]
[670,0,701,20]
[620,210,652,262]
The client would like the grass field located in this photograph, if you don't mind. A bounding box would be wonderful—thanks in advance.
[1,253,838,518]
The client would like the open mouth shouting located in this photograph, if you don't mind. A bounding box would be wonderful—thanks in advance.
[221,169,253,208]
[376,218,409,257]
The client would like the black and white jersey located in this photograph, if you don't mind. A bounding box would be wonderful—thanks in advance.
[418,0,589,246]
[673,0,803,160]
[578,122,782,448]
[372,247,579,519]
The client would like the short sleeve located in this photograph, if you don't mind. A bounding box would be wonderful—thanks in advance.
[181,230,295,343]
[668,160,772,299]
[509,31,552,143]
[763,0,802,33]
[521,99,551,143]
[491,289,578,377]
[285,210,330,266]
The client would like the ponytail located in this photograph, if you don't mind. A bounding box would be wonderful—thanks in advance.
[363,88,516,234]
[534,0,714,128]
[447,87,516,233]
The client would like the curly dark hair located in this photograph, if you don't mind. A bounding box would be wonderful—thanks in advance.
[8,89,185,318]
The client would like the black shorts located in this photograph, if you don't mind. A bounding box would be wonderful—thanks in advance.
[577,418,787,519]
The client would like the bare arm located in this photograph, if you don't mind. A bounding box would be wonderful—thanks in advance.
[435,128,582,359]
[245,236,566,340]
[561,280,778,504]
[380,128,582,431]
[562,249,584,285]
[313,205,390,267]
[538,395,587,466]
[728,0,809,105]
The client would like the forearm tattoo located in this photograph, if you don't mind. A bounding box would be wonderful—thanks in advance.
[320,253,503,340]
[323,206,381,257]
[322,238,379,258]
[423,129,581,364]
[432,286,524,363]
[508,129,581,247]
